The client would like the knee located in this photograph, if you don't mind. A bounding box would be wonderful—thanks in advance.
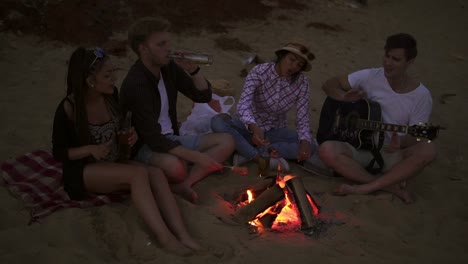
[318,142,337,166]
[161,157,186,183]
[418,142,437,165]
[220,133,235,150]
[211,113,231,132]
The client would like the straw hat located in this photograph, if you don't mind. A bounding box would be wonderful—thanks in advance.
[275,42,315,72]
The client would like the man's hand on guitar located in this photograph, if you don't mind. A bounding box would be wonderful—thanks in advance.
[343,88,366,102]
[297,140,312,161]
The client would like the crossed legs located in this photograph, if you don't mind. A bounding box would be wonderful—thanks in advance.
[319,141,437,203]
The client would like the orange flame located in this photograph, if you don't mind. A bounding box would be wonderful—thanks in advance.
[240,174,319,233]
[271,191,301,231]
[246,190,253,203]
[243,188,301,232]
[276,174,296,188]
[306,193,319,216]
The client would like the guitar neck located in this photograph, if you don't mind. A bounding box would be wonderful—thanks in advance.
[357,119,408,133]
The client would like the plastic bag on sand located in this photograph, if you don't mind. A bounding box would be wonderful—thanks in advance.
[179,94,235,136]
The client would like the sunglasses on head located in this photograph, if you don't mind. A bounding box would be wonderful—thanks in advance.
[89,47,105,72]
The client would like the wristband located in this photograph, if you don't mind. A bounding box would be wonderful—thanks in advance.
[189,66,200,76]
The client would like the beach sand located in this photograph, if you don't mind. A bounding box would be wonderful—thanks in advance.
[1,0,467,263]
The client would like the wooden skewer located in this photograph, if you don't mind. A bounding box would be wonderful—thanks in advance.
[224,166,249,175]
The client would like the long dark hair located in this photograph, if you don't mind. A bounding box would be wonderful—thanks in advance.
[66,47,115,145]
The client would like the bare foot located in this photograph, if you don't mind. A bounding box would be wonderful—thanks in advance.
[161,238,193,256]
[332,184,355,196]
[180,237,204,251]
[333,183,414,204]
[398,180,407,189]
[387,185,414,204]
[172,183,199,204]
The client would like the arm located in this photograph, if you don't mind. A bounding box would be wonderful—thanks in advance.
[322,75,351,100]
[237,66,261,126]
[402,88,433,148]
[121,78,181,153]
[295,79,314,160]
[52,99,112,162]
[52,99,76,162]
[322,75,365,102]
[188,66,209,91]
[168,61,212,103]
[295,79,312,144]
[237,66,269,146]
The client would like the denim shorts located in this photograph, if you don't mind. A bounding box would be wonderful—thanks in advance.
[135,134,203,164]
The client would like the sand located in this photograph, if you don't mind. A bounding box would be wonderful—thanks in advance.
[1,0,467,263]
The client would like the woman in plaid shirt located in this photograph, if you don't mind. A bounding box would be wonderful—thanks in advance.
[212,42,324,172]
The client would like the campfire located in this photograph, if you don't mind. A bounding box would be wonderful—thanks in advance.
[233,165,322,236]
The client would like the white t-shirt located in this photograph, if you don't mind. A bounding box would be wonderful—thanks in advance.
[348,67,432,142]
[157,74,174,135]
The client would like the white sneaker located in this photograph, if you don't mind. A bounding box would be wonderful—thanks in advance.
[269,157,290,172]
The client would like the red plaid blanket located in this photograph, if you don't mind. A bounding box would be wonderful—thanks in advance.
[0,149,127,223]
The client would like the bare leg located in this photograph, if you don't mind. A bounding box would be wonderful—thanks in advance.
[146,166,202,251]
[83,162,191,254]
[148,152,188,183]
[319,141,435,203]
[147,133,234,203]
[172,133,235,202]
[339,142,436,202]
[148,153,198,203]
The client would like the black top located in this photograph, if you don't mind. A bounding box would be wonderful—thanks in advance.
[52,88,120,200]
[120,60,212,153]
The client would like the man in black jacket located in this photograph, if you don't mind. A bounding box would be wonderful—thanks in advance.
[120,17,235,204]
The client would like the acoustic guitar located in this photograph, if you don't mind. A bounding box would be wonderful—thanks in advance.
[316,97,440,150]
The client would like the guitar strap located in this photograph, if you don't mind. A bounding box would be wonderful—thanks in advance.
[365,131,385,174]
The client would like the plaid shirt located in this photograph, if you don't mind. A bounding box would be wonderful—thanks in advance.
[237,62,312,143]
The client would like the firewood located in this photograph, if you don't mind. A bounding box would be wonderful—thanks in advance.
[224,178,274,203]
[257,201,285,228]
[233,184,285,224]
[286,177,318,231]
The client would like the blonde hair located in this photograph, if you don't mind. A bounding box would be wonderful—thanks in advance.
[128,17,170,56]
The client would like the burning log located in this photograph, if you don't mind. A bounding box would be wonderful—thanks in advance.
[257,201,285,228]
[225,178,274,204]
[286,177,319,231]
[233,184,285,224]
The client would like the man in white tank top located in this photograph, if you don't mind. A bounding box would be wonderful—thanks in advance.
[319,33,437,203]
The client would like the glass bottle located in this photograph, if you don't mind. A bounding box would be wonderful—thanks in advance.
[118,111,132,162]
[169,52,213,65]
[257,152,270,177]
